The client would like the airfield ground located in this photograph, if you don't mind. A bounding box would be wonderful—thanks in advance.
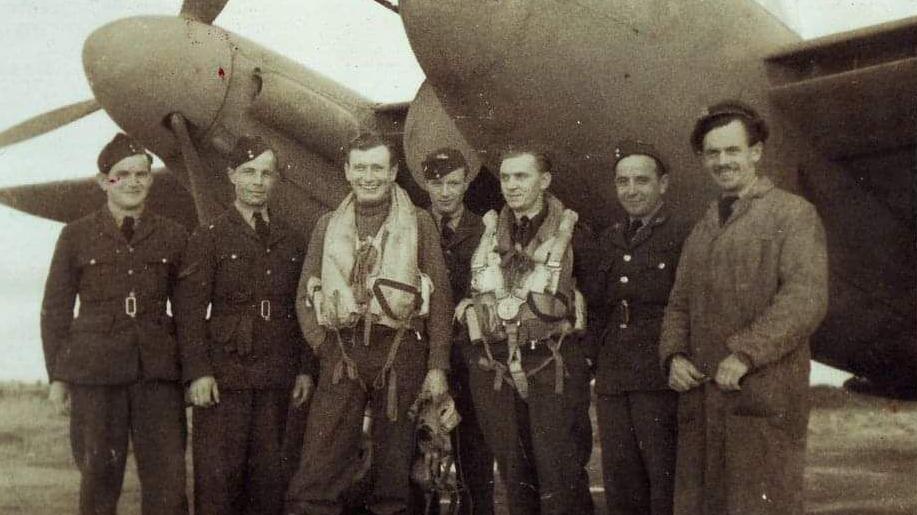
[1,384,915,514]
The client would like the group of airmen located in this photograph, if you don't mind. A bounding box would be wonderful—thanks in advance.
[41,99,828,515]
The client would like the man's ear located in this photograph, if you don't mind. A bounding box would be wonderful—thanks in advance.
[539,171,552,191]
[96,173,111,192]
[750,142,763,164]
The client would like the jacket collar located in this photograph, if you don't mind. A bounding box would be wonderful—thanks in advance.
[608,204,670,250]
[94,207,158,246]
[225,205,289,247]
[496,192,564,256]
[435,207,482,249]
[703,176,775,232]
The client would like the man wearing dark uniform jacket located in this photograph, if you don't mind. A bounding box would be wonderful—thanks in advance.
[416,148,494,515]
[41,133,189,515]
[286,133,453,515]
[457,149,593,515]
[588,141,690,515]
[176,136,315,515]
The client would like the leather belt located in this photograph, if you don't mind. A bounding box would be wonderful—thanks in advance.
[79,296,167,320]
[609,300,665,329]
[212,300,295,321]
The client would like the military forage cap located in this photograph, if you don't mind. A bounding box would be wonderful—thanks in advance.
[421,147,468,180]
[229,135,275,168]
[613,139,669,175]
[97,133,151,174]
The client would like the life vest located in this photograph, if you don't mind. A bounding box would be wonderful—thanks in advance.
[310,184,432,331]
[457,193,586,398]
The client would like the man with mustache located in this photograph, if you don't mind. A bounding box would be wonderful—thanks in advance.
[659,101,828,514]
[176,135,315,515]
[589,141,690,515]
[40,133,189,514]
[286,133,452,515]
[417,148,494,514]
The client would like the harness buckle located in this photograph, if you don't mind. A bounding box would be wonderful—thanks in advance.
[125,292,137,318]
[619,299,629,329]
[260,299,271,321]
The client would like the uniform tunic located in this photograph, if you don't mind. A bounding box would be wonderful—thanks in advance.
[436,209,495,515]
[589,206,689,515]
[176,207,315,515]
[659,177,828,515]
[286,198,453,515]
[41,207,189,515]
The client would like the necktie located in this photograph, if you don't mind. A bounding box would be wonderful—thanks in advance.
[121,216,135,242]
[624,218,643,243]
[513,216,531,246]
[718,196,739,226]
[441,215,455,243]
[253,212,270,243]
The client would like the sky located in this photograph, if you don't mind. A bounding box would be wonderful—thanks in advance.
[0,0,915,382]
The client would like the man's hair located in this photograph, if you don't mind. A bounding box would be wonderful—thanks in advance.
[343,132,399,166]
[690,101,769,153]
[499,148,553,174]
[615,154,667,178]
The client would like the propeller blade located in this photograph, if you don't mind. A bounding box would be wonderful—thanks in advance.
[0,99,100,149]
[180,0,230,24]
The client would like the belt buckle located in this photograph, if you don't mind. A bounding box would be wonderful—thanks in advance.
[619,299,629,329]
[125,292,137,318]
[496,296,524,321]
[260,300,271,321]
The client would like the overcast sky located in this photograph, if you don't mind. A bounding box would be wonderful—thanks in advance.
[1,0,915,382]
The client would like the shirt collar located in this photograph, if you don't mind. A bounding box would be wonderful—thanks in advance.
[433,204,464,231]
[233,200,269,229]
[628,201,664,227]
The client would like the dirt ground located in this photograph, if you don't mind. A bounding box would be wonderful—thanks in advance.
[1,384,916,514]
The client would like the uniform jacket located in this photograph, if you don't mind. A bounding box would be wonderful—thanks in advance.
[176,208,315,390]
[659,177,828,515]
[40,208,188,385]
[438,209,484,302]
[590,206,690,394]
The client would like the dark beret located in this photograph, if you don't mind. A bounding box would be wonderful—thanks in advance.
[690,99,769,152]
[229,135,276,168]
[421,147,468,181]
[97,133,151,174]
[613,139,669,175]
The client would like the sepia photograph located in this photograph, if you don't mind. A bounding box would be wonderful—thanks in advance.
[0,1,915,514]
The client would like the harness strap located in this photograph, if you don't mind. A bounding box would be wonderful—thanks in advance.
[504,321,529,399]
[476,341,512,391]
[372,325,408,422]
[524,330,569,395]
[331,328,362,387]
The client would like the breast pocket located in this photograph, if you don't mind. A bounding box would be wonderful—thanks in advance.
[272,252,302,295]
[140,255,172,294]
[76,254,116,299]
[215,251,253,301]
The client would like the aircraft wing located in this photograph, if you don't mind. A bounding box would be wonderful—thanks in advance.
[0,168,199,229]
[765,17,917,394]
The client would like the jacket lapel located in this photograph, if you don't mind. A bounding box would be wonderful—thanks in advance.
[227,206,261,244]
[629,210,669,248]
[448,210,481,250]
[129,214,157,246]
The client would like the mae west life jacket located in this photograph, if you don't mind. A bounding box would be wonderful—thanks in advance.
[459,193,586,345]
[308,184,433,331]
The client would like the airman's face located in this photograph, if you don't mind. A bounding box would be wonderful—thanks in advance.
[424,167,469,217]
[228,150,279,208]
[99,154,153,211]
[345,145,398,205]
[499,153,550,213]
[614,155,668,218]
[701,120,761,195]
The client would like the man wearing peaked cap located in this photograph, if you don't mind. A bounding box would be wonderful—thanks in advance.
[41,133,190,513]
[416,147,495,514]
[660,101,827,514]
[176,135,315,515]
[587,139,690,515]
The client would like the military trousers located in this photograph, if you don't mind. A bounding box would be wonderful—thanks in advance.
[192,388,293,515]
[467,341,593,515]
[69,381,188,515]
[285,329,427,515]
[596,390,677,515]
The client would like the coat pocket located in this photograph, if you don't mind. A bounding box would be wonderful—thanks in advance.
[207,315,240,344]
[70,313,115,334]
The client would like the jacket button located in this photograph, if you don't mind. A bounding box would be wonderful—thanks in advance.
[128,247,134,253]
[162,258,168,263]
[266,248,271,254]
[89,258,97,265]
[623,254,632,262]
[619,276,629,284]
[266,270,272,275]
[231,254,238,260]
[658,262,666,269]
[128,269,134,275]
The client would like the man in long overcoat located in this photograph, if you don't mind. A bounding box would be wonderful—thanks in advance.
[659,101,828,515]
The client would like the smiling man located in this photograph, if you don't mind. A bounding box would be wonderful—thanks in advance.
[660,101,828,514]
[176,135,315,515]
[287,133,453,515]
[589,140,690,515]
[40,133,189,514]
[457,148,593,515]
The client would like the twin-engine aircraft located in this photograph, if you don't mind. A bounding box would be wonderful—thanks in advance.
[0,0,913,397]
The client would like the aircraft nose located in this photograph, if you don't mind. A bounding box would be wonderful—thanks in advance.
[83,15,233,157]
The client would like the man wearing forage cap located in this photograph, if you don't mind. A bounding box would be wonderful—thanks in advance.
[588,139,691,515]
[41,132,190,514]
[176,135,315,515]
[416,147,495,514]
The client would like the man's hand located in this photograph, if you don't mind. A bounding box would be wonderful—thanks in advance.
[189,376,220,408]
[421,369,448,401]
[715,353,750,391]
[48,380,70,415]
[668,355,707,392]
[291,374,314,408]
